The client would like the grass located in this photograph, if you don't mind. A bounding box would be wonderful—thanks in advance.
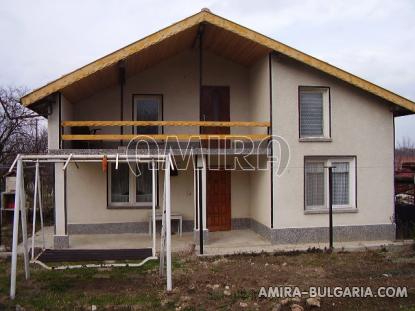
[0,258,164,310]
[2,247,415,310]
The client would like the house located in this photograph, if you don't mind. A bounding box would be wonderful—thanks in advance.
[21,9,415,249]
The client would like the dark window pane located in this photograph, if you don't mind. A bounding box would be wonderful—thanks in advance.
[136,163,153,203]
[111,164,129,203]
[135,97,160,134]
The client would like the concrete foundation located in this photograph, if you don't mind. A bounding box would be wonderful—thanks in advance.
[271,224,396,244]
[53,235,69,249]
[67,220,395,245]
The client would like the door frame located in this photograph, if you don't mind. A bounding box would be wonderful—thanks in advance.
[206,167,231,232]
[199,85,230,134]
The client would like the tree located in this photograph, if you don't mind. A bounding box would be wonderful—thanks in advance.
[0,86,47,178]
[395,137,415,171]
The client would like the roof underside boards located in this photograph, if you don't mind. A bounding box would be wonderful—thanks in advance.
[21,10,415,114]
[63,25,200,102]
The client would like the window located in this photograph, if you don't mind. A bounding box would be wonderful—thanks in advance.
[299,87,330,139]
[110,163,130,203]
[108,163,156,207]
[133,95,162,134]
[304,157,356,211]
[332,162,349,205]
[305,161,325,208]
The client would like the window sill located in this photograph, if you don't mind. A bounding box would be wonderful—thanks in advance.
[304,208,358,215]
[299,137,332,142]
[107,205,158,210]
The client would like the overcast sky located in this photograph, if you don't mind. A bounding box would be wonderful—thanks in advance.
[1,0,414,144]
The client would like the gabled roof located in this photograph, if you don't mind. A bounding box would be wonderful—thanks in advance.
[22,9,415,113]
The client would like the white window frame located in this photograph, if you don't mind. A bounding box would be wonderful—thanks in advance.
[108,163,156,208]
[304,157,356,211]
[299,86,330,139]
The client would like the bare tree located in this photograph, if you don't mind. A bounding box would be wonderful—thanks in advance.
[0,86,46,177]
[395,137,415,170]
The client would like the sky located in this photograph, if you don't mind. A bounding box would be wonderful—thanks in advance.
[0,0,414,144]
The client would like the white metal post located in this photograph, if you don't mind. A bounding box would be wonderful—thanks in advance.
[19,162,30,280]
[54,163,67,239]
[38,166,45,249]
[159,169,166,276]
[193,160,197,231]
[151,160,156,257]
[202,155,207,231]
[165,155,172,291]
[31,161,39,260]
[8,155,19,174]
[10,158,22,299]
[62,153,73,171]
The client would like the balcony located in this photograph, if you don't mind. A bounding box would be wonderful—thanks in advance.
[60,120,271,153]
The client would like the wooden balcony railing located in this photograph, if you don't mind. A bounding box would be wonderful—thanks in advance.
[61,121,270,141]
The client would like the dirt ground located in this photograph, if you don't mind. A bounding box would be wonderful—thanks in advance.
[1,245,415,310]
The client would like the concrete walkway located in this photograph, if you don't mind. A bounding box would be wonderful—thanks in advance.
[21,226,193,254]
[16,226,413,256]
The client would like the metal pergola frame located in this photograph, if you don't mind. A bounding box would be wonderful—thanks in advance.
[9,153,173,299]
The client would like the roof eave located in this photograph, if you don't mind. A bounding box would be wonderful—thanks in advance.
[21,10,415,113]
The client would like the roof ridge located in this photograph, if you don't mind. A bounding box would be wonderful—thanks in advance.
[21,10,415,113]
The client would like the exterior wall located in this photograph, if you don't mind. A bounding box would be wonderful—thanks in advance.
[231,171,250,219]
[54,163,66,234]
[272,57,394,236]
[50,48,395,244]
[66,161,252,228]
[54,162,69,248]
[47,95,59,150]
[249,55,270,134]
[249,166,271,227]
[61,95,73,122]
[248,56,272,227]
[47,94,73,150]
[50,95,73,247]
[62,50,260,232]
[66,162,194,225]
[72,50,254,136]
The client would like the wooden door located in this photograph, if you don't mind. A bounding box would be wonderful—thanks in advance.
[200,86,230,148]
[206,170,231,231]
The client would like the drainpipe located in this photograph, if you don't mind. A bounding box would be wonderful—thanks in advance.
[118,60,125,146]
[198,167,203,254]
[327,165,334,250]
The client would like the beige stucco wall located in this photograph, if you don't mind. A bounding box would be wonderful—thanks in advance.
[249,168,271,227]
[66,161,251,225]
[248,56,272,226]
[231,171,250,219]
[272,56,394,229]
[47,94,73,149]
[73,49,254,136]
[66,162,195,224]
[62,50,264,227]
[53,49,395,233]
[249,55,270,134]
[47,96,59,150]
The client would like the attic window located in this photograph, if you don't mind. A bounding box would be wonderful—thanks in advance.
[299,87,330,139]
